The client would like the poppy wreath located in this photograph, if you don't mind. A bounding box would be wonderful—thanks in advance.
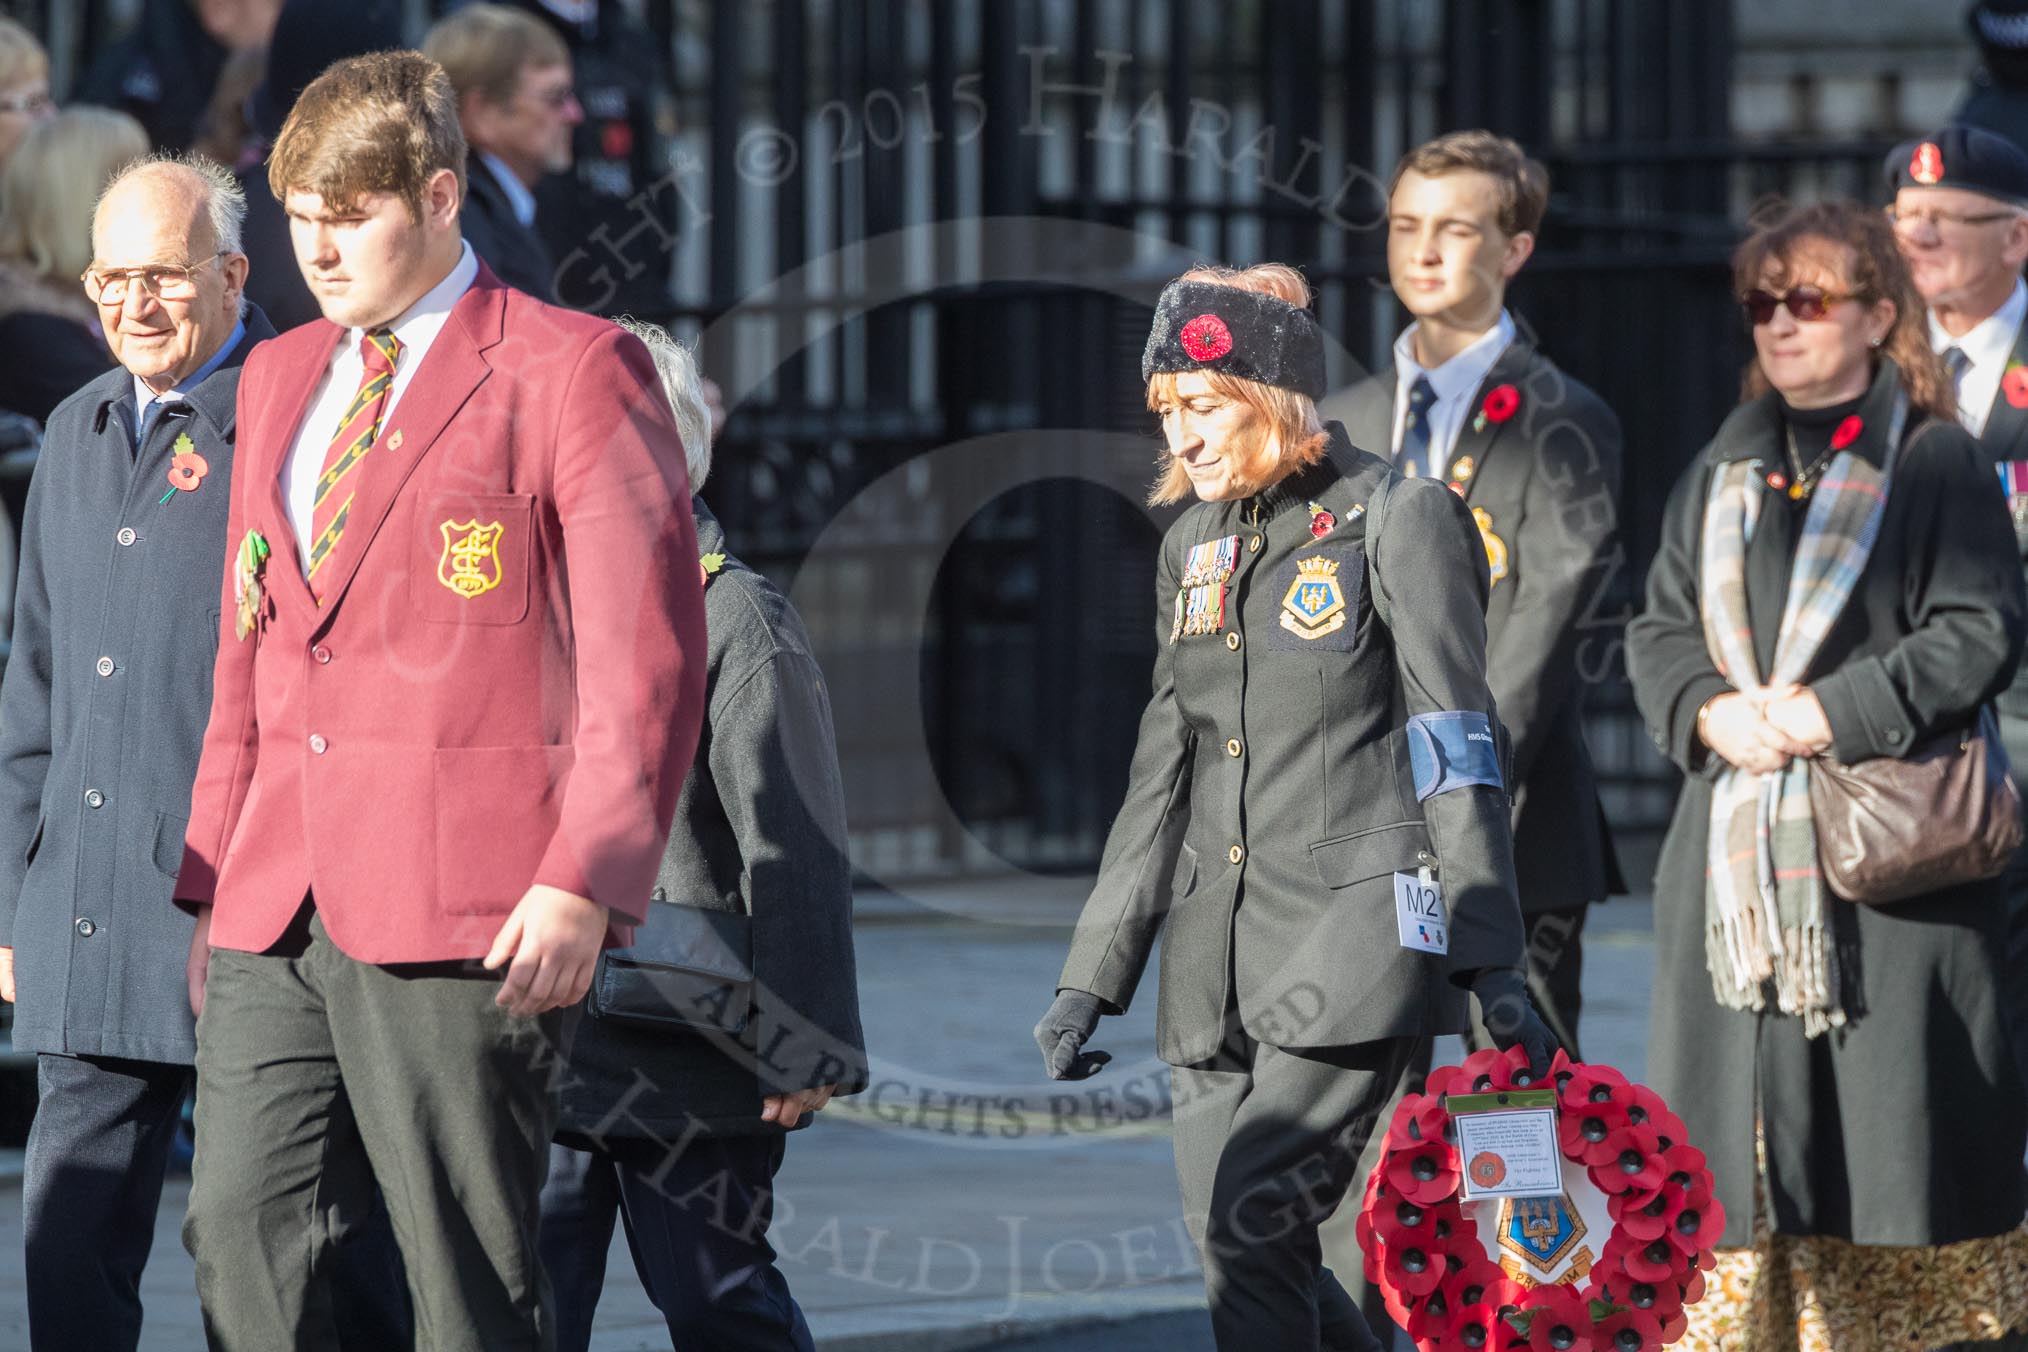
[1357,1047,1722,1352]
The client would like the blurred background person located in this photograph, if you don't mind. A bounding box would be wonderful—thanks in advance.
[505,0,675,315]
[424,2,578,301]
[540,319,863,1352]
[1885,123,2028,1108]
[191,44,266,171]
[1959,0,2028,152]
[234,0,406,331]
[77,0,280,155]
[0,107,148,425]
[1628,199,2028,1352]
[0,18,54,171]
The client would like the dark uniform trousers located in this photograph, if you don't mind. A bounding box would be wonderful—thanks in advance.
[540,1134,812,1352]
[25,1056,412,1352]
[184,907,578,1352]
[1173,1022,1417,1352]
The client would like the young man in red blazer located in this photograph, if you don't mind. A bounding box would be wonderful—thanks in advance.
[174,51,706,1348]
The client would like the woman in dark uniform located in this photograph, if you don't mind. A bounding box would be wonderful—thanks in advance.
[1034,264,1554,1352]
[1627,201,2028,1350]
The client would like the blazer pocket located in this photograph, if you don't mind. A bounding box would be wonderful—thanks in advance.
[1310,819,1431,891]
[410,491,534,625]
[589,904,754,1034]
[151,811,189,879]
[1170,841,1199,898]
[22,813,44,868]
[434,744,575,913]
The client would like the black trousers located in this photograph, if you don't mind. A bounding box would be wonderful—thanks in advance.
[184,908,577,1352]
[1171,1021,1416,1352]
[22,1050,410,1352]
[539,1133,812,1352]
[1331,904,1588,1347]
[1999,839,2028,1097]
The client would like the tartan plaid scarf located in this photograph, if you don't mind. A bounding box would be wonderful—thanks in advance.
[1697,392,1905,1036]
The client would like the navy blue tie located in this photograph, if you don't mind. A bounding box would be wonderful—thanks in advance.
[1399,376,1438,478]
[1944,345,1970,394]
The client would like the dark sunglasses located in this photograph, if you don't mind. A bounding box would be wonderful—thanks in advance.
[1740,286,1863,326]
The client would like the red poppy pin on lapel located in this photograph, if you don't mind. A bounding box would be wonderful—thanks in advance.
[1830,415,1863,450]
[2005,362,2028,410]
[1472,384,1519,434]
[159,433,209,504]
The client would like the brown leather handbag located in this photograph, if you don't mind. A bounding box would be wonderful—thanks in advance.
[1808,706,2023,905]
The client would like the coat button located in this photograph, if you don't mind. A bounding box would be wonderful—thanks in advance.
[116,527,137,547]
[84,788,104,809]
[1226,632,1241,652]
[312,645,332,665]
[1228,844,1245,865]
[1249,535,1262,552]
[1887,728,1905,745]
[95,656,114,677]
[309,734,328,755]
[1226,738,1243,757]
[75,918,95,937]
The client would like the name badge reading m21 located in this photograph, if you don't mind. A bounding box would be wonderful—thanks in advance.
[1394,870,1448,955]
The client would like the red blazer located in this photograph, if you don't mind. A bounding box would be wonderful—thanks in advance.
[177,265,706,963]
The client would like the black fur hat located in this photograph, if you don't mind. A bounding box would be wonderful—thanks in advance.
[1141,279,1327,398]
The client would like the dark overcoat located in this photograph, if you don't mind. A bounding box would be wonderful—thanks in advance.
[0,312,274,1064]
[1329,336,1625,913]
[556,500,867,1141]
[1626,361,2028,1247]
[1058,427,1527,1067]
[461,155,559,305]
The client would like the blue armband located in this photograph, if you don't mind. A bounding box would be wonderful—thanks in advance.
[1405,711,1504,801]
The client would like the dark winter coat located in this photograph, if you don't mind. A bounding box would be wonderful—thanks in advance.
[556,500,866,1141]
[1626,360,2028,1247]
[0,312,274,1064]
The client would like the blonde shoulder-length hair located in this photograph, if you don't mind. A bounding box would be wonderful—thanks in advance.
[1145,263,1330,506]
[0,106,149,283]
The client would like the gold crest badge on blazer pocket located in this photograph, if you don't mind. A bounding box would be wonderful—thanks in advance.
[411,491,534,624]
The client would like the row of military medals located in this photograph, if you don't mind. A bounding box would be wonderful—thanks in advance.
[1172,535,1240,641]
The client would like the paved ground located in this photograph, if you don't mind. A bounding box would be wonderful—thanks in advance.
[0,882,1659,1350]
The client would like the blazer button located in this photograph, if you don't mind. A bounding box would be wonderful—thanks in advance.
[1228,844,1245,865]
[1226,632,1241,652]
[75,918,95,937]
[1886,728,1905,745]
[95,656,115,677]
[309,734,329,755]
[116,527,137,547]
[312,645,332,665]
[84,788,104,809]
[1226,738,1243,757]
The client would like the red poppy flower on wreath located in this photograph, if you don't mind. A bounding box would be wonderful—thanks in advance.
[1386,1140,1462,1206]
[2004,362,2028,410]
[1360,1056,1717,1352]
[1829,414,1863,451]
[1521,1282,1595,1352]
[1593,1306,1665,1352]
[1178,312,1234,363]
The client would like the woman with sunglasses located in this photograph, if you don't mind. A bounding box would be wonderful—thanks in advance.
[1628,198,2028,1351]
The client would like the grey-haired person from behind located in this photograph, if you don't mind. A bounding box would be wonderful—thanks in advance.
[1036,263,1552,1352]
[538,319,867,1352]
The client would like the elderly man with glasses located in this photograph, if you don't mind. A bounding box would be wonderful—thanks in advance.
[1888,120,2028,1103]
[0,153,279,1352]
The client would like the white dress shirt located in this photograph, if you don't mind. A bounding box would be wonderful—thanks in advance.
[1389,309,1518,481]
[1931,278,2028,439]
[280,243,479,569]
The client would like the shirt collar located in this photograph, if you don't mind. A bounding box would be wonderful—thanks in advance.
[1929,277,2028,369]
[1393,308,1517,402]
[350,241,478,352]
[132,314,248,423]
[478,152,538,228]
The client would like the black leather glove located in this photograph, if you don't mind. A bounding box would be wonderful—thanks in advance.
[1469,967,1559,1081]
[1034,988,1110,1081]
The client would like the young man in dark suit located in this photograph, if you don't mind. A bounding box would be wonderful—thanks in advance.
[1324,130,1623,1339]
[1888,121,2028,1093]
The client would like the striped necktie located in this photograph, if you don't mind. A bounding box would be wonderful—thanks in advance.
[1944,344,1971,395]
[1398,375,1438,478]
[308,329,402,599]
